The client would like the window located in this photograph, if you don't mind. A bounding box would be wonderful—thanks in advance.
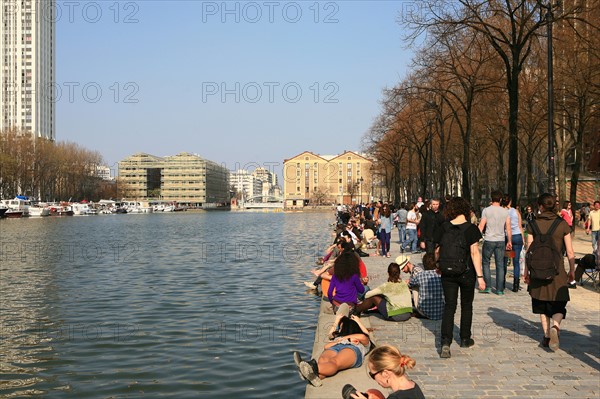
[305,163,310,169]
[297,187,300,192]
[339,178,342,183]
[347,163,352,170]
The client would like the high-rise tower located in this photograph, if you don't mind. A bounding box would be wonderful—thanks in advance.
[1,0,55,140]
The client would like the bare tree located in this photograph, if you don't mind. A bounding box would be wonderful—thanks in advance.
[400,0,586,202]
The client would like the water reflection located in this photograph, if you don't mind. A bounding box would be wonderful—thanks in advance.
[0,212,330,398]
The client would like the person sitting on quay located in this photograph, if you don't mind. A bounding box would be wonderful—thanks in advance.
[353,262,413,322]
[407,253,444,320]
[349,345,426,399]
[328,250,368,317]
[294,315,373,387]
[305,239,370,293]
[397,254,424,307]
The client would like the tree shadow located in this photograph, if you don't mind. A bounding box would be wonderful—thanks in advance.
[487,306,600,372]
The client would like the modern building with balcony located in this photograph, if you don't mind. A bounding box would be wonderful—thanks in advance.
[1,0,55,140]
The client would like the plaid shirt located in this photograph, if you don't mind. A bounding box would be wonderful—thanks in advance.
[408,270,444,320]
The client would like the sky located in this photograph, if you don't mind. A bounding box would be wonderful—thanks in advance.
[55,0,416,179]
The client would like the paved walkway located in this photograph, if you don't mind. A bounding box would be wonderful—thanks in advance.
[305,229,600,399]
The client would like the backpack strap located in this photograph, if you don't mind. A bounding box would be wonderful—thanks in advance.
[529,219,541,237]
[546,218,563,236]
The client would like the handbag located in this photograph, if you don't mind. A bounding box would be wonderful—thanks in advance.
[505,250,516,258]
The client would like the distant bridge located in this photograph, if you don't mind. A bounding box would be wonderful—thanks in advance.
[242,195,284,209]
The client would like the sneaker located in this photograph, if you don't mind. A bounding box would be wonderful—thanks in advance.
[293,352,304,380]
[440,345,451,358]
[460,338,475,348]
[568,281,577,289]
[479,288,490,294]
[299,360,322,386]
[496,290,505,295]
[549,326,560,351]
[304,281,317,290]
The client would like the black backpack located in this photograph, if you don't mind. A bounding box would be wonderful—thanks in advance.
[525,219,563,281]
[438,222,470,277]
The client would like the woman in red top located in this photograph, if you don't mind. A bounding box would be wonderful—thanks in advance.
[560,201,574,234]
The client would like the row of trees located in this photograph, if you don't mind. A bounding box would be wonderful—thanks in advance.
[0,129,111,201]
[363,0,600,207]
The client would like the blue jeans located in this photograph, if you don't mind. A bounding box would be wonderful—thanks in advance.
[397,224,407,245]
[404,229,418,252]
[504,234,524,278]
[381,229,391,256]
[482,241,506,292]
[592,230,599,254]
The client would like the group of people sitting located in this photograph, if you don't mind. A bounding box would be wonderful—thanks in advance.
[294,209,447,398]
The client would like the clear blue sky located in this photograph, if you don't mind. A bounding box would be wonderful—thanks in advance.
[56,1,414,178]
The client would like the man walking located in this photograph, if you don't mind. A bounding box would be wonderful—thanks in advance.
[586,201,600,255]
[478,190,512,295]
[419,198,444,255]
[396,202,408,246]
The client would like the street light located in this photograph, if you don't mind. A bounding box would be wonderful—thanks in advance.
[357,177,364,204]
[540,0,556,197]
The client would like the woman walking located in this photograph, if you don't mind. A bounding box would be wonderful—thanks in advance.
[435,197,485,359]
[525,193,575,351]
[379,205,394,258]
[502,196,524,292]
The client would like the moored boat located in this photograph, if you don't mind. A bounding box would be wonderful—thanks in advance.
[29,204,51,217]
[1,197,30,217]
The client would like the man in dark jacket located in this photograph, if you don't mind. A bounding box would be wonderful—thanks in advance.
[419,199,445,255]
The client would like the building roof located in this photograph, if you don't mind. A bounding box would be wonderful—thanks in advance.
[284,150,372,163]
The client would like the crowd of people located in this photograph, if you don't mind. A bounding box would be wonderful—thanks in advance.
[293,193,599,398]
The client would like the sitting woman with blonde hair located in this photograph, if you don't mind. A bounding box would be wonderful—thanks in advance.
[350,345,425,399]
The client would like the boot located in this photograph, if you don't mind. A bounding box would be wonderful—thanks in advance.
[512,278,520,292]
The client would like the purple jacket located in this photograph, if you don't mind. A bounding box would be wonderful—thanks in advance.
[328,274,365,305]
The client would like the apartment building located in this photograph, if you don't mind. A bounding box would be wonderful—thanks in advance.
[1,0,55,139]
[283,151,372,207]
[230,169,262,200]
[118,152,229,205]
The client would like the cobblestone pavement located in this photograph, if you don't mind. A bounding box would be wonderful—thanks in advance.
[306,230,600,399]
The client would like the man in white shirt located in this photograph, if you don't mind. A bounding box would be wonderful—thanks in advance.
[586,201,600,254]
[478,190,512,295]
[403,202,420,253]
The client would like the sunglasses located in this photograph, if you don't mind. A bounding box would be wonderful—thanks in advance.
[369,369,383,379]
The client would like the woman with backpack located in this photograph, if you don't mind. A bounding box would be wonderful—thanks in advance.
[434,197,485,359]
[524,193,575,352]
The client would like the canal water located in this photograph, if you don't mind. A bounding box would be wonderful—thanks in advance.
[0,211,332,398]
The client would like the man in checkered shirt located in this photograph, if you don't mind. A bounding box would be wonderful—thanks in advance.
[407,254,445,320]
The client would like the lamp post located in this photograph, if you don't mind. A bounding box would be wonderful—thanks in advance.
[542,0,556,197]
[357,177,364,204]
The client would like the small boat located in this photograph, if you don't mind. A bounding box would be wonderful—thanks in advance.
[0,207,7,218]
[4,209,24,218]
[49,204,74,216]
[1,197,30,217]
[29,204,51,217]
